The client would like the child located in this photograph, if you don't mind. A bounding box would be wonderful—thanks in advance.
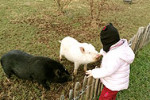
[86,23,135,100]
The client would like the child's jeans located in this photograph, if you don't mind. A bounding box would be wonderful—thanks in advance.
[99,86,118,100]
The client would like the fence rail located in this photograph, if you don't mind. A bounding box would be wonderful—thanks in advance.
[59,23,150,100]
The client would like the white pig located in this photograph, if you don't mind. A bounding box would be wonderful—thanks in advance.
[59,36,101,75]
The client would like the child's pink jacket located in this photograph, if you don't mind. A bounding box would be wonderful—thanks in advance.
[91,39,135,91]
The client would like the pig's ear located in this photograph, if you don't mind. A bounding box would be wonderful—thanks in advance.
[55,69,61,77]
[80,47,85,53]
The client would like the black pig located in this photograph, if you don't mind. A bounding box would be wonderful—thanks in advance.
[1,50,71,90]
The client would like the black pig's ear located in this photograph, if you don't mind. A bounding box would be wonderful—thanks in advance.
[80,47,85,53]
[55,69,61,77]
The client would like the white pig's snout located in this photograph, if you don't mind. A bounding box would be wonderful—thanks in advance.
[95,54,101,60]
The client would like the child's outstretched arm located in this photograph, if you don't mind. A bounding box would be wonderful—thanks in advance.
[86,53,123,78]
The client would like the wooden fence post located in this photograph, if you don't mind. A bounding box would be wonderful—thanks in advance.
[69,89,73,100]
[86,77,93,100]
[93,79,100,100]
[89,78,96,100]
[81,76,88,100]
[135,27,145,51]
[146,23,150,44]
[131,27,145,53]
[140,23,150,47]
[74,82,81,100]
[97,82,103,98]
[60,95,65,100]
[130,31,138,51]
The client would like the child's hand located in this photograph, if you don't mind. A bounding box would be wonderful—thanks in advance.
[86,70,92,78]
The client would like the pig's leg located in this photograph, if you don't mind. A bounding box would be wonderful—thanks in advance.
[74,63,80,75]
[59,48,63,61]
[59,54,62,61]
[84,64,87,72]
[59,44,63,61]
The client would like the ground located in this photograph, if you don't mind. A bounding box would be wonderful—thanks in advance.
[0,0,150,99]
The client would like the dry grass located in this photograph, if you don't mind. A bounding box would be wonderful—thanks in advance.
[0,0,150,99]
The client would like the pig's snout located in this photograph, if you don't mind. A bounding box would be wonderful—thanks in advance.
[95,54,101,60]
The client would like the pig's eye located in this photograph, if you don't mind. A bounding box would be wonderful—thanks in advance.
[89,52,91,54]
[56,70,61,76]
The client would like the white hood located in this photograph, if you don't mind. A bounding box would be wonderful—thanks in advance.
[116,39,135,64]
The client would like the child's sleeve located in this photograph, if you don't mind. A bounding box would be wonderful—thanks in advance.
[91,54,123,78]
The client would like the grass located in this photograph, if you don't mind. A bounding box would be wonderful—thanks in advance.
[0,0,150,99]
[117,43,150,100]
